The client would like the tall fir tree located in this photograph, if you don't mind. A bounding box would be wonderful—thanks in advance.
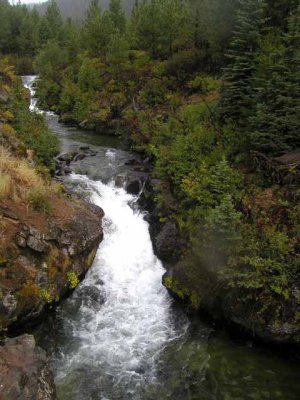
[40,0,63,44]
[219,0,266,125]
[109,0,126,33]
[250,6,300,154]
[82,0,113,57]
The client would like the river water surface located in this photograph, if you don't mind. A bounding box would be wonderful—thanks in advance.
[23,76,300,400]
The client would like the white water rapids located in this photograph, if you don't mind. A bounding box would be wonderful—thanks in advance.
[53,175,187,398]
[22,75,189,398]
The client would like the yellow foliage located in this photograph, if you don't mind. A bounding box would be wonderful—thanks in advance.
[0,146,52,206]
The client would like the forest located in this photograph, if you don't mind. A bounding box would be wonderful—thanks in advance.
[0,0,300,345]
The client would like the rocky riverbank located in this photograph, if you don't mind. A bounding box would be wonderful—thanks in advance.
[0,194,103,334]
[0,335,56,400]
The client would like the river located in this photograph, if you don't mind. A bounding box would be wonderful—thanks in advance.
[23,76,300,400]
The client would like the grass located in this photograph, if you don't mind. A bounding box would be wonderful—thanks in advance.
[0,146,52,212]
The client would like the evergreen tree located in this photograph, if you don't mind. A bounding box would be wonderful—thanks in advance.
[250,6,300,154]
[83,0,113,57]
[132,0,190,59]
[40,0,63,44]
[109,0,126,33]
[219,0,266,125]
[0,0,10,53]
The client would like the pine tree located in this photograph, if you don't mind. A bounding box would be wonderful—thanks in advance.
[82,0,113,57]
[219,0,266,125]
[109,0,126,33]
[250,6,300,154]
[0,0,11,53]
[40,0,63,44]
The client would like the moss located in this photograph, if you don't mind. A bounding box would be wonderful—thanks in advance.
[86,248,97,267]
[163,275,189,301]
[39,288,52,303]
[67,271,79,289]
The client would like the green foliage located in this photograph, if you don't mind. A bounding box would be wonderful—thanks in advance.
[27,187,51,214]
[205,195,242,250]
[182,158,241,209]
[39,288,52,303]
[165,49,200,82]
[139,79,167,107]
[249,11,300,155]
[187,75,219,94]
[220,0,267,124]
[67,271,79,289]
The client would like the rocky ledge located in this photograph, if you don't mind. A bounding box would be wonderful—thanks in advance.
[0,196,104,333]
[163,265,300,346]
[0,334,56,400]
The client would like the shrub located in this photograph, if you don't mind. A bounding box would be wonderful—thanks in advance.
[139,79,167,107]
[67,271,79,289]
[27,187,51,214]
[39,289,52,304]
[165,49,200,82]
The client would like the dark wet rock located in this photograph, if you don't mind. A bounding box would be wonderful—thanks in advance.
[154,221,181,262]
[74,153,87,162]
[64,167,72,174]
[56,152,77,163]
[80,146,90,151]
[126,179,141,195]
[115,175,126,188]
[125,173,149,196]
[0,335,56,400]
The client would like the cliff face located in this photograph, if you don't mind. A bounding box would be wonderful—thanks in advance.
[0,195,104,333]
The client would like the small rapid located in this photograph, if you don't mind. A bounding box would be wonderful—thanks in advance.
[51,175,188,399]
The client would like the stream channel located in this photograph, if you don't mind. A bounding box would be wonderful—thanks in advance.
[23,76,300,400]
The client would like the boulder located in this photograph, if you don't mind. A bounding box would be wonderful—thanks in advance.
[126,179,141,195]
[0,335,56,400]
[125,173,149,195]
[154,221,180,262]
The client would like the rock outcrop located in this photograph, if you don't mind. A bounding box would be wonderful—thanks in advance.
[163,265,300,346]
[0,335,56,400]
[0,196,104,333]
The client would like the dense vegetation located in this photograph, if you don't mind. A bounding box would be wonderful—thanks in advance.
[1,0,299,343]
[0,57,59,215]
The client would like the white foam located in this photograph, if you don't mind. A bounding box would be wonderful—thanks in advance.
[55,175,187,388]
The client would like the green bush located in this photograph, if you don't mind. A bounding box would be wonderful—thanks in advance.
[27,187,51,214]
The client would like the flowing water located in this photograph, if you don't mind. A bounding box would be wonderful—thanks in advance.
[23,76,300,400]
